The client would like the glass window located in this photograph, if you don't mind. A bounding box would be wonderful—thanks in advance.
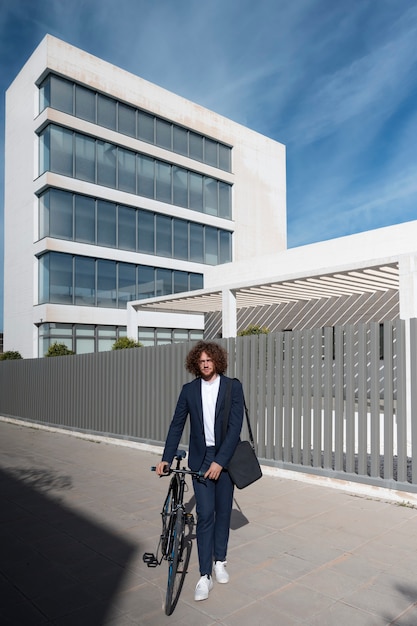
[118,147,136,193]
[75,85,96,123]
[75,134,95,182]
[50,189,73,240]
[39,191,50,239]
[97,141,116,187]
[138,111,155,143]
[173,219,188,260]
[156,118,172,150]
[219,144,231,172]
[173,329,189,343]
[118,263,136,307]
[204,178,218,215]
[49,252,73,304]
[97,259,117,307]
[190,223,204,262]
[155,161,171,203]
[190,273,204,291]
[138,209,155,254]
[137,154,154,198]
[173,270,188,293]
[39,77,50,112]
[172,166,188,207]
[189,132,203,161]
[38,254,50,304]
[190,329,204,340]
[138,327,155,347]
[138,265,155,299]
[189,172,203,212]
[219,182,231,218]
[118,103,136,137]
[205,226,218,265]
[97,94,117,130]
[97,200,116,247]
[50,126,73,176]
[76,336,95,354]
[173,126,188,156]
[219,230,232,264]
[204,138,218,167]
[156,214,172,257]
[39,127,50,175]
[156,268,172,296]
[118,205,136,250]
[50,75,73,115]
[75,195,95,243]
[74,257,95,305]
[98,326,117,352]
[156,328,172,346]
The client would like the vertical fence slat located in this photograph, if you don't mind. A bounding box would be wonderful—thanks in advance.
[323,327,333,469]
[395,320,407,483]
[334,326,344,471]
[369,323,381,478]
[345,325,355,474]
[357,324,368,476]
[383,321,394,480]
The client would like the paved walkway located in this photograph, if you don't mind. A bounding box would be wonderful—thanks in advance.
[2,418,417,625]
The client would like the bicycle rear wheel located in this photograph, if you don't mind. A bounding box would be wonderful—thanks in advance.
[165,510,187,615]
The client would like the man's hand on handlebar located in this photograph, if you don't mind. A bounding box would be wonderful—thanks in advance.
[155,461,170,476]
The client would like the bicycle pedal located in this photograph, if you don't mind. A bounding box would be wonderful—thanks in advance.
[186,513,194,525]
[143,552,159,567]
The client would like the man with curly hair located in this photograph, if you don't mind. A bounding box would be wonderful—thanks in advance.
[156,341,244,601]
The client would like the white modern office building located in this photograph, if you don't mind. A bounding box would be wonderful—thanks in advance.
[4,36,286,358]
[4,36,417,360]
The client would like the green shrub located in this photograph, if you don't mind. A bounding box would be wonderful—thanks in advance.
[0,350,23,360]
[238,324,270,336]
[45,342,75,357]
[112,337,143,350]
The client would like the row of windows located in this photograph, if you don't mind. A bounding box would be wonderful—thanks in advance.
[39,323,127,355]
[38,252,203,308]
[39,74,232,172]
[39,188,232,265]
[39,125,232,218]
[38,322,204,355]
[138,327,204,347]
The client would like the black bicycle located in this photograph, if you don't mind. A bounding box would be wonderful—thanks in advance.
[143,450,204,615]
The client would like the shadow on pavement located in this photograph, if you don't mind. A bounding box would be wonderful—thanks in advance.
[0,466,136,625]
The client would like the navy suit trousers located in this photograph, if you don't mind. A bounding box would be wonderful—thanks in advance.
[193,446,234,576]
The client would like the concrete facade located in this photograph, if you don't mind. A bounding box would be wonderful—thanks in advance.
[4,35,286,357]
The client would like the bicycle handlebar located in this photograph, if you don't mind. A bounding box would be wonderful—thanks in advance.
[151,466,205,479]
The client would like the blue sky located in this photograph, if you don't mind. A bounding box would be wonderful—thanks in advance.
[1,0,417,332]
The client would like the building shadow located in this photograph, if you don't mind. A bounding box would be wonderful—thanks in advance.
[0,466,137,625]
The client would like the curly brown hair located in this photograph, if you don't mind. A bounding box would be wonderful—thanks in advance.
[185,341,228,377]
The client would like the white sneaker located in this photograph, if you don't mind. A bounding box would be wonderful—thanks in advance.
[214,560,229,584]
[194,575,213,601]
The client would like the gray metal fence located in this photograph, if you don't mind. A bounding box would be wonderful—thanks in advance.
[1,319,417,493]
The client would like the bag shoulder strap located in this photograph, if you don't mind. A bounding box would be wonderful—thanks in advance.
[222,378,255,446]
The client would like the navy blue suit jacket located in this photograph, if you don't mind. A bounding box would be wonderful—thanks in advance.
[162,375,244,472]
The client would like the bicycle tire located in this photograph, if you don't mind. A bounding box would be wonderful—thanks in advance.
[165,510,187,615]
[161,476,178,556]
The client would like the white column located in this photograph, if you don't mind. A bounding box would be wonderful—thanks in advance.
[399,254,417,320]
[398,254,417,455]
[222,288,237,338]
[126,303,138,340]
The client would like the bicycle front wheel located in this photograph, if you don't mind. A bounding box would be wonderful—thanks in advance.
[165,510,187,615]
